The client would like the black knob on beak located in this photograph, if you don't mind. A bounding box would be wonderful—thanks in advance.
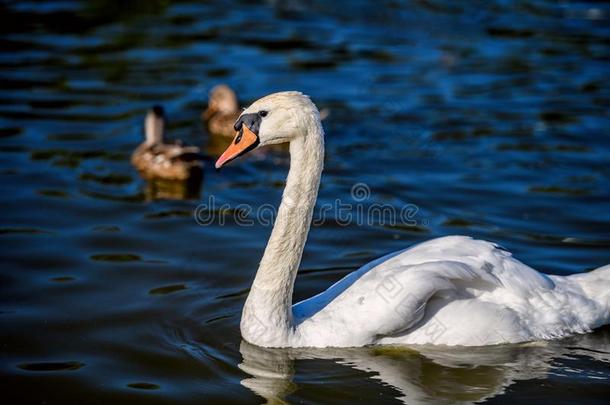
[234,113,261,134]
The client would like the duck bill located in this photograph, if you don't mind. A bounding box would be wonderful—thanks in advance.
[215,125,260,169]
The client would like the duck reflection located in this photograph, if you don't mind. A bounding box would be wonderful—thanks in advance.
[239,330,610,404]
[143,176,202,201]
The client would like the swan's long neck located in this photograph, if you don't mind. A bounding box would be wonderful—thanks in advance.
[241,115,324,346]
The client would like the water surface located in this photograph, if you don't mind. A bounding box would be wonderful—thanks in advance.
[1,1,609,403]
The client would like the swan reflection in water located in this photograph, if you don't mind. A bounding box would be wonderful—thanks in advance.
[238,330,610,404]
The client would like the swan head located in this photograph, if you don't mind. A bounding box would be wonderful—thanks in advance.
[144,105,165,145]
[215,91,319,169]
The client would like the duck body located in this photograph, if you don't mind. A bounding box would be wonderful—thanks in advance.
[131,141,203,181]
[132,105,204,181]
[204,109,241,138]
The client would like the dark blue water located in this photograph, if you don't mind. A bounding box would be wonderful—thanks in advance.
[1,1,609,403]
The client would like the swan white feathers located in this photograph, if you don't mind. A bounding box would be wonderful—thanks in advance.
[293,236,609,347]
[215,91,610,348]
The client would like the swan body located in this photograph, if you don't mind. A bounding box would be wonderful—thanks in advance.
[291,236,610,347]
[132,105,204,181]
[215,91,610,348]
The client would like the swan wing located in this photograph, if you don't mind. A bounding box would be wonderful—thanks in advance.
[293,236,563,347]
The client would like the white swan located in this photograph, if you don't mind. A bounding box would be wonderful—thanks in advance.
[215,91,610,348]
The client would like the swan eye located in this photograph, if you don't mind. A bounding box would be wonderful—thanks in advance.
[258,110,268,118]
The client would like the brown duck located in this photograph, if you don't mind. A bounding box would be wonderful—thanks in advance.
[132,106,204,180]
[202,84,241,138]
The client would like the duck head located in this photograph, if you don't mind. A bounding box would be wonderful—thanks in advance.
[205,84,239,118]
[145,105,165,145]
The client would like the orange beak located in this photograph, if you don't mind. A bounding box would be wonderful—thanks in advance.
[215,125,260,169]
